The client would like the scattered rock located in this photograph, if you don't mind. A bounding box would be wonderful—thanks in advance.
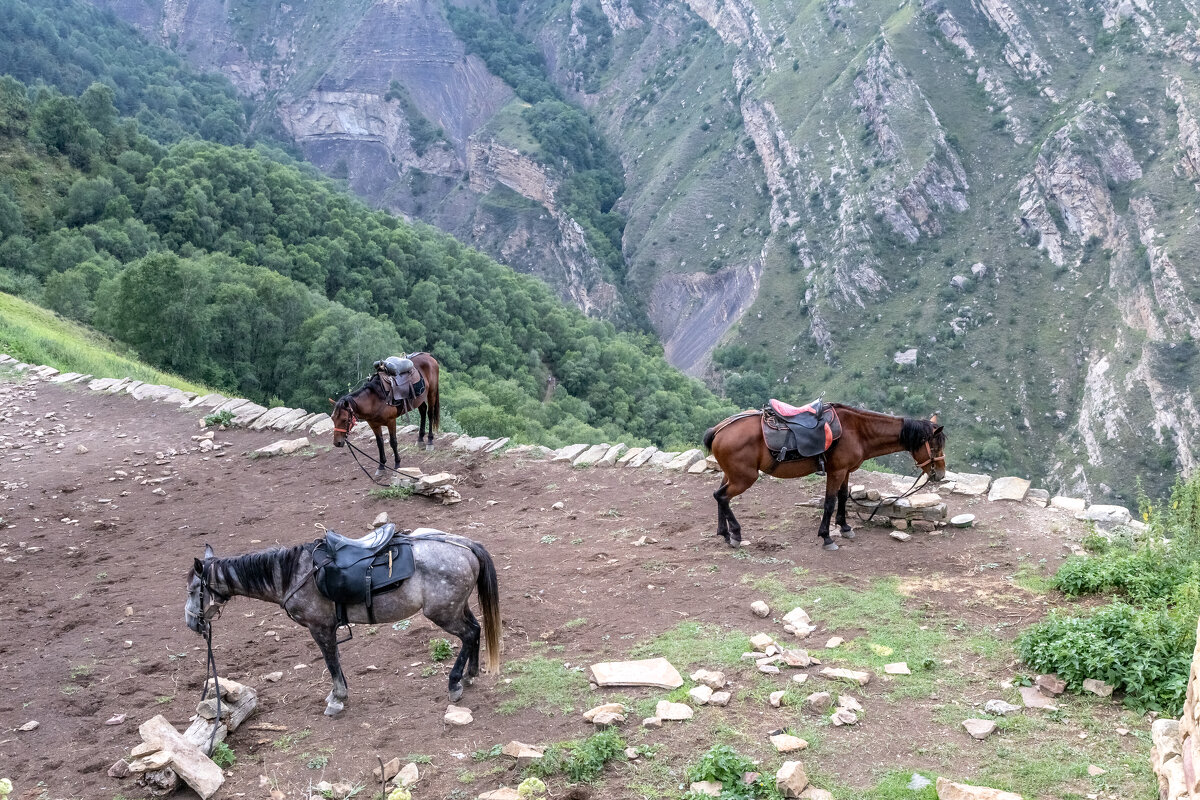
[884,662,910,675]
[770,733,808,753]
[751,633,775,651]
[18,720,38,731]
[984,699,1021,716]
[108,758,130,778]
[690,669,727,689]
[105,714,127,725]
[758,663,780,674]
[374,757,401,782]
[1018,686,1058,710]
[1035,674,1066,696]
[776,760,809,797]
[625,747,640,760]
[819,667,870,686]
[792,674,809,685]
[962,719,997,740]
[372,512,389,528]
[642,717,662,728]
[710,691,732,707]
[804,692,832,712]
[1082,678,1114,698]
[550,501,565,511]
[1087,764,1106,776]
[591,712,625,730]
[934,777,1023,799]
[76,444,88,454]
[890,530,912,542]
[654,700,693,721]
[782,608,816,636]
[501,741,544,764]
[477,789,521,800]
[444,705,473,726]
[1078,504,1132,527]
[781,649,814,667]
[894,348,918,367]
[830,708,858,726]
[689,686,714,706]
[689,780,723,796]
[583,703,627,722]
[824,637,844,649]
[751,600,771,618]
[252,437,309,457]
[799,788,833,800]
[396,762,419,787]
[769,691,786,708]
[836,695,862,713]
[1050,496,1086,513]
[907,774,932,791]
[262,672,283,682]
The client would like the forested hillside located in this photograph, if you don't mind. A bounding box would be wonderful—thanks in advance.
[0,75,734,446]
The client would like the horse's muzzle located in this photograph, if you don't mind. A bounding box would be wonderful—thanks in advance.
[333,439,344,448]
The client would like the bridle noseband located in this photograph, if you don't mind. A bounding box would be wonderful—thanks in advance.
[332,399,358,436]
[187,561,228,634]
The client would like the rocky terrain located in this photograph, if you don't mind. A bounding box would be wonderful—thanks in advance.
[0,360,1178,799]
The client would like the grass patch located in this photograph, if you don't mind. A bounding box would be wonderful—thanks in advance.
[629,621,752,668]
[526,729,626,783]
[368,485,414,500]
[430,638,453,662]
[496,656,591,715]
[0,292,209,393]
[211,741,237,769]
[272,729,312,751]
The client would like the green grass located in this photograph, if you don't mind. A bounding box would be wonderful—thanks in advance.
[629,621,752,668]
[368,485,414,500]
[0,292,210,393]
[496,656,592,715]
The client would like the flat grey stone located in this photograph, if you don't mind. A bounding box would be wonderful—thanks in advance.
[988,477,1030,502]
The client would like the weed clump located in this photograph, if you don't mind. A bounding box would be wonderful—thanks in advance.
[685,744,773,799]
[1017,474,1200,714]
[526,729,625,783]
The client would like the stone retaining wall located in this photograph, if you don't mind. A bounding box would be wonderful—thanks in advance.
[1152,615,1200,799]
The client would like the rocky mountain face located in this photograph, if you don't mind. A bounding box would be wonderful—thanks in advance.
[92,0,1200,501]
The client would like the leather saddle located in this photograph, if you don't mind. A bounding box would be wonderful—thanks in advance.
[377,354,426,409]
[761,399,842,464]
[313,523,415,629]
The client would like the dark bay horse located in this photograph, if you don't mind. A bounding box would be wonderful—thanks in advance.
[703,404,945,551]
[185,530,500,716]
[331,352,440,476]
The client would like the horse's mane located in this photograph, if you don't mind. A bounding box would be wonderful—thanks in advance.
[216,545,308,596]
[899,417,946,451]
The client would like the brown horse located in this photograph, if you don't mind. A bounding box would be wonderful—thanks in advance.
[703,404,945,551]
[331,352,440,476]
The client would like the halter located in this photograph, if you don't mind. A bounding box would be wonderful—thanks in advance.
[186,561,228,634]
[913,440,946,472]
[332,398,358,435]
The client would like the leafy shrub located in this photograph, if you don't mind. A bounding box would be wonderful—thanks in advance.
[203,410,235,428]
[430,638,454,662]
[210,741,236,769]
[685,744,772,799]
[527,729,625,783]
[1017,472,1200,714]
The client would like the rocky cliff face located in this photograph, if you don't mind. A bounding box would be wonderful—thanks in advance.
[91,0,1200,500]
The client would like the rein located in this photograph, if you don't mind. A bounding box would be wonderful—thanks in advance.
[852,443,944,524]
[196,563,224,756]
[344,437,409,485]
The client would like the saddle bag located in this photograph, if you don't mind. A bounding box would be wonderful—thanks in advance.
[312,524,416,630]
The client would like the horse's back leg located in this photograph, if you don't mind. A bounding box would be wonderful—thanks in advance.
[836,478,854,537]
[713,459,756,548]
[818,470,850,550]
[308,624,348,716]
[418,404,432,450]
[387,418,400,468]
[426,602,480,702]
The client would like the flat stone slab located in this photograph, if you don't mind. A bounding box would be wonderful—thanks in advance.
[962,718,997,740]
[230,402,268,426]
[770,733,809,753]
[589,657,683,689]
[666,449,704,471]
[984,699,1021,716]
[253,437,310,457]
[248,406,293,430]
[583,703,626,721]
[617,447,643,465]
[596,444,627,466]
[988,477,1030,502]
[950,473,992,496]
[884,662,910,675]
[819,667,870,686]
[1018,686,1058,710]
[1082,678,1114,697]
[271,408,312,430]
[1079,504,1132,526]
[452,435,492,452]
[648,450,679,467]
[552,444,589,462]
[307,414,334,436]
[935,777,1023,800]
[572,443,611,466]
[1050,495,1086,513]
[897,493,942,509]
[654,700,693,721]
[627,446,658,467]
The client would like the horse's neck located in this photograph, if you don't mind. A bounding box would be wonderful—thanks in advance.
[214,547,307,606]
[847,409,909,459]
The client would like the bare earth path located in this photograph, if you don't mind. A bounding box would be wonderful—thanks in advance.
[0,375,1155,799]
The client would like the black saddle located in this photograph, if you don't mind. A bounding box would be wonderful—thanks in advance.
[376,354,426,409]
[761,399,842,464]
[313,523,416,630]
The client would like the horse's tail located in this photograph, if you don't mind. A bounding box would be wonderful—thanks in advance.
[469,540,501,674]
[702,424,719,452]
[430,381,440,434]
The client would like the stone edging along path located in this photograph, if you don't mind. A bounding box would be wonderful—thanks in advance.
[0,354,1141,531]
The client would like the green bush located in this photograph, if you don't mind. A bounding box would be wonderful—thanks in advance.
[527,729,625,783]
[685,744,775,799]
[1017,472,1200,714]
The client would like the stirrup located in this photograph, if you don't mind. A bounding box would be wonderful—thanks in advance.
[816,456,826,477]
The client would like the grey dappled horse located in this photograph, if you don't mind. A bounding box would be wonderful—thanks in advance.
[185,532,500,716]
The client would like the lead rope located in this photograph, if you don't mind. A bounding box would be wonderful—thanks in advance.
[344,438,409,485]
[851,469,928,524]
[198,565,222,757]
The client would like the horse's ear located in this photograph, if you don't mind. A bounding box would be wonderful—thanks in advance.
[328,398,335,405]
[193,557,204,574]
[930,414,939,424]
[203,543,214,560]
[933,425,944,436]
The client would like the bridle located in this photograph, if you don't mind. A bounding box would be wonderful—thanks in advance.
[332,398,359,436]
[913,440,946,474]
[186,559,228,754]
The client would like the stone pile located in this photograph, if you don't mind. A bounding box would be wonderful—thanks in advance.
[1151,614,1200,799]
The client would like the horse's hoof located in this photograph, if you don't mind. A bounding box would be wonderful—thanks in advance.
[448,684,464,702]
[324,701,344,717]
[728,538,748,549]
[841,528,856,540]
[822,541,839,551]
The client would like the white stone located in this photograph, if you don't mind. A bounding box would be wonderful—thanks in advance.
[962,718,997,740]
[709,691,731,707]
[654,700,693,721]
[583,703,626,721]
[1079,504,1132,527]
[372,512,389,528]
[689,686,714,705]
[884,662,910,675]
[1082,678,1114,697]
[689,781,722,797]
[890,530,911,542]
[551,444,589,462]
[770,733,808,752]
[782,608,815,636]
[935,777,1024,799]
[444,705,473,726]
[984,699,1021,716]
[776,761,809,797]
[751,600,770,618]
[830,708,858,726]
[824,637,843,649]
[596,444,627,466]
[1050,495,1086,513]
[572,443,611,466]
[665,449,704,471]
[988,477,1030,502]
[751,633,775,651]
[894,348,918,366]
[253,437,309,457]
[819,667,870,686]
[951,473,992,496]
[690,669,727,689]
[589,658,683,689]
[769,691,786,707]
[627,446,659,467]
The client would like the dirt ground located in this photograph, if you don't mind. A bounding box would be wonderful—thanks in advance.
[0,374,1155,800]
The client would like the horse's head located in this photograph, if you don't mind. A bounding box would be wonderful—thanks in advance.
[185,544,227,635]
[330,397,357,448]
[901,415,946,482]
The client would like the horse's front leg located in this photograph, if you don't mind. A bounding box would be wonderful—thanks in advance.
[835,478,854,538]
[371,424,386,477]
[308,624,348,716]
[418,404,431,451]
[387,420,400,468]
